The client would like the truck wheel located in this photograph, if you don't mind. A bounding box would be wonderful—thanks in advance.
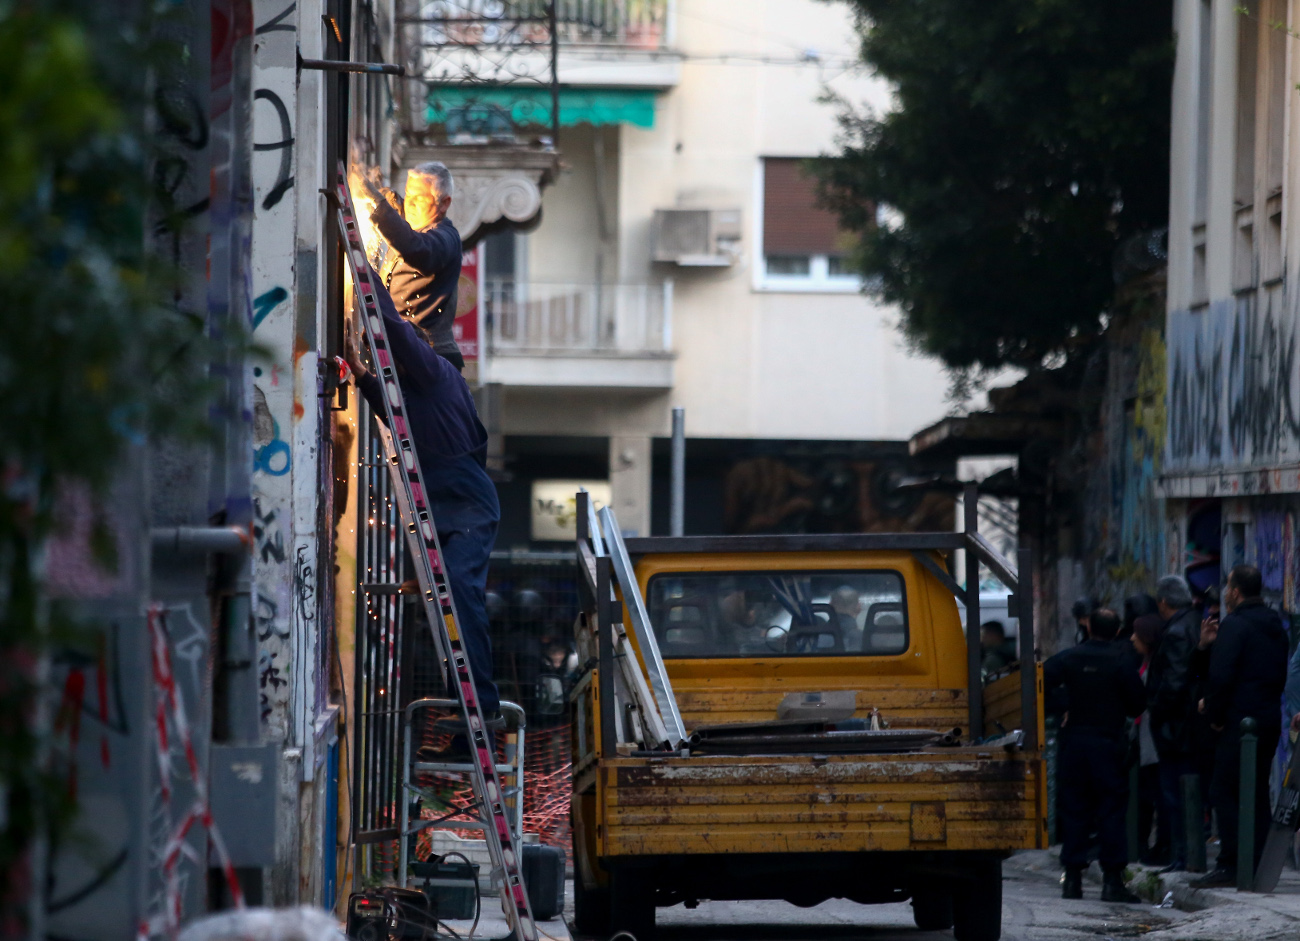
[609,866,655,939]
[911,885,954,931]
[951,857,1002,941]
[572,876,610,936]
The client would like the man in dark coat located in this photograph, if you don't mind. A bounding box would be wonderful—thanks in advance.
[1147,574,1200,871]
[1191,564,1288,887]
[345,269,500,726]
[1044,608,1146,902]
[363,161,465,369]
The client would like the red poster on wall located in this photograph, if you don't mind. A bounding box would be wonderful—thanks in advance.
[454,247,479,362]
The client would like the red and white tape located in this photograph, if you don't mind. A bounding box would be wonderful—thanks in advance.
[138,603,243,940]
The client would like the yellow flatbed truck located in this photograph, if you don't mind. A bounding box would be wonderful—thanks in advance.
[569,496,1045,941]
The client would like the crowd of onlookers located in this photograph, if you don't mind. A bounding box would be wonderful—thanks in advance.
[1037,565,1300,899]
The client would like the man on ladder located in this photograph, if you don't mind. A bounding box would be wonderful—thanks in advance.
[344,268,501,739]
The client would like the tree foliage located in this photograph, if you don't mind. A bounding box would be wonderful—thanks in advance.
[0,2,220,926]
[817,0,1173,370]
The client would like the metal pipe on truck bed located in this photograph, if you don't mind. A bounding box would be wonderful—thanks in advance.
[1017,547,1038,752]
[964,483,983,740]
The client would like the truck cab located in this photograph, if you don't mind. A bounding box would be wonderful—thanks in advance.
[570,524,1045,941]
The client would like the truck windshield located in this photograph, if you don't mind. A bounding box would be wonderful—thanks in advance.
[646,571,907,659]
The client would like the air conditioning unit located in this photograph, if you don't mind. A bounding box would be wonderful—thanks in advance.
[651,209,742,266]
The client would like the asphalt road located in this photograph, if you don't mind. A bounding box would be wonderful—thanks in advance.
[564,855,1300,941]
[647,864,1186,941]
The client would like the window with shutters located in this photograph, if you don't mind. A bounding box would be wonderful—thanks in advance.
[758,157,860,291]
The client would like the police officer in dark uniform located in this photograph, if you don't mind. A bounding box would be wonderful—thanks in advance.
[1045,607,1146,901]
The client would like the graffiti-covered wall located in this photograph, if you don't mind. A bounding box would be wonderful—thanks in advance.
[1167,286,1300,475]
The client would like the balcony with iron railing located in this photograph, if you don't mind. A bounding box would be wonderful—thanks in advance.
[400,0,678,119]
[481,280,675,388]
[555,0,671,49]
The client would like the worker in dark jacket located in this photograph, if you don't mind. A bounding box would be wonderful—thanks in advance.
[345,269,500,727]
[1045,608,1146,902]
[1147,574,1200,871]
[363,161,465,369]
[1191,565,1288,887]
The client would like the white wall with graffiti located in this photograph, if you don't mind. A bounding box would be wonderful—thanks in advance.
[1162,0,1300,623]
[249,0,342,908]
[1167,290,1300,478]
[1165,2,1300,486]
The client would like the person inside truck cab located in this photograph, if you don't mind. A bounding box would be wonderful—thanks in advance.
[717,584,762,651]
[829,586,864,651]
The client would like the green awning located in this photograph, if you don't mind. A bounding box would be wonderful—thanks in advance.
[427,86,656,130]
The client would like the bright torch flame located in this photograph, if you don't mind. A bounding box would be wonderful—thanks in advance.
[345,165,390,265]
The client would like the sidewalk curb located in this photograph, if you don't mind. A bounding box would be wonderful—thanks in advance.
[1008,849,1300,918]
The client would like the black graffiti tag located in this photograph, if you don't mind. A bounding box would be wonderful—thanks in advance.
[253,88,294,210]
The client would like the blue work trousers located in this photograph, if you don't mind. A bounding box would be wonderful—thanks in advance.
[439,520,499,715]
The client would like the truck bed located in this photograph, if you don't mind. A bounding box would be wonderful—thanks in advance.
[596,748,1045,857]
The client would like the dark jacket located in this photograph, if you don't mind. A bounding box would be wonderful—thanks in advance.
[372,200,463,366]
[1147,605,1200,758]
[1204,600,1288,731]
[981,639,1019,675]
[355,270,498,538]
[1044,638,1146,738]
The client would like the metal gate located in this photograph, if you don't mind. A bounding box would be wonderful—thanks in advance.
[350,405,579,856]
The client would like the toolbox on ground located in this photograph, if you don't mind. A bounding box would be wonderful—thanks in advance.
[410,857,480,920]
[521,842,566,921]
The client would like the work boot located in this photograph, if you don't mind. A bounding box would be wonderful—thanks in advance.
[1189,866,1235,888]
[1100,869,1141,903]
[1062,868,1083,900]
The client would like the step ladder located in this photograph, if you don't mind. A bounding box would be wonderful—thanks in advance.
[334,161,537,941]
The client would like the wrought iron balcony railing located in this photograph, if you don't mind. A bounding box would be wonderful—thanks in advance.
[555,0,669,48]
[485,280,673,355]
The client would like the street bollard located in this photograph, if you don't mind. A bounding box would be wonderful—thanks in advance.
[1182,773,1207,873]
[1238,718,1258,892]
[1127,760,1140,862]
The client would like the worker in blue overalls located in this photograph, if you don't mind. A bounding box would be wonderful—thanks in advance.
[344,270,501,748]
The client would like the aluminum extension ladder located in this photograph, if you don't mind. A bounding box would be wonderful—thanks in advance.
[334,162,537,941]
[583,497,687,749]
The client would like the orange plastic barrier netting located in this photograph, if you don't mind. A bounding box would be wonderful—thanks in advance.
[387,717,572,868]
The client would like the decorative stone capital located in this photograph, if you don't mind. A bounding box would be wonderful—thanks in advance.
[397,145,558,242]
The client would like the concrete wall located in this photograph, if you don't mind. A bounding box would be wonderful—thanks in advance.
[1163,2,1300,638]
[1166,0,1300,480]
[515,0,950,443]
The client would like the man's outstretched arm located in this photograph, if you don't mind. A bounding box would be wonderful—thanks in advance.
[371,199,459,275]
[349,266,457,400]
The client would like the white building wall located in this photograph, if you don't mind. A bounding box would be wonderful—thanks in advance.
[514,0,950,443]
[1165,0,1300,485]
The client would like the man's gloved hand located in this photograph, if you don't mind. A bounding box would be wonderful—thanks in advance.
[342,334,367,380]
[359,174,383,205]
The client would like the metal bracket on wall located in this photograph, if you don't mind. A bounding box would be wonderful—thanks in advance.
[299,55,404,75]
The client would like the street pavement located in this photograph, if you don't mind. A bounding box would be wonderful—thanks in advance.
[562,849,1300,941]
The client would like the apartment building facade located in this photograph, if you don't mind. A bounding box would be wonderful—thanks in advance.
[398,0,954,548]
[1164,0,1300,614]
